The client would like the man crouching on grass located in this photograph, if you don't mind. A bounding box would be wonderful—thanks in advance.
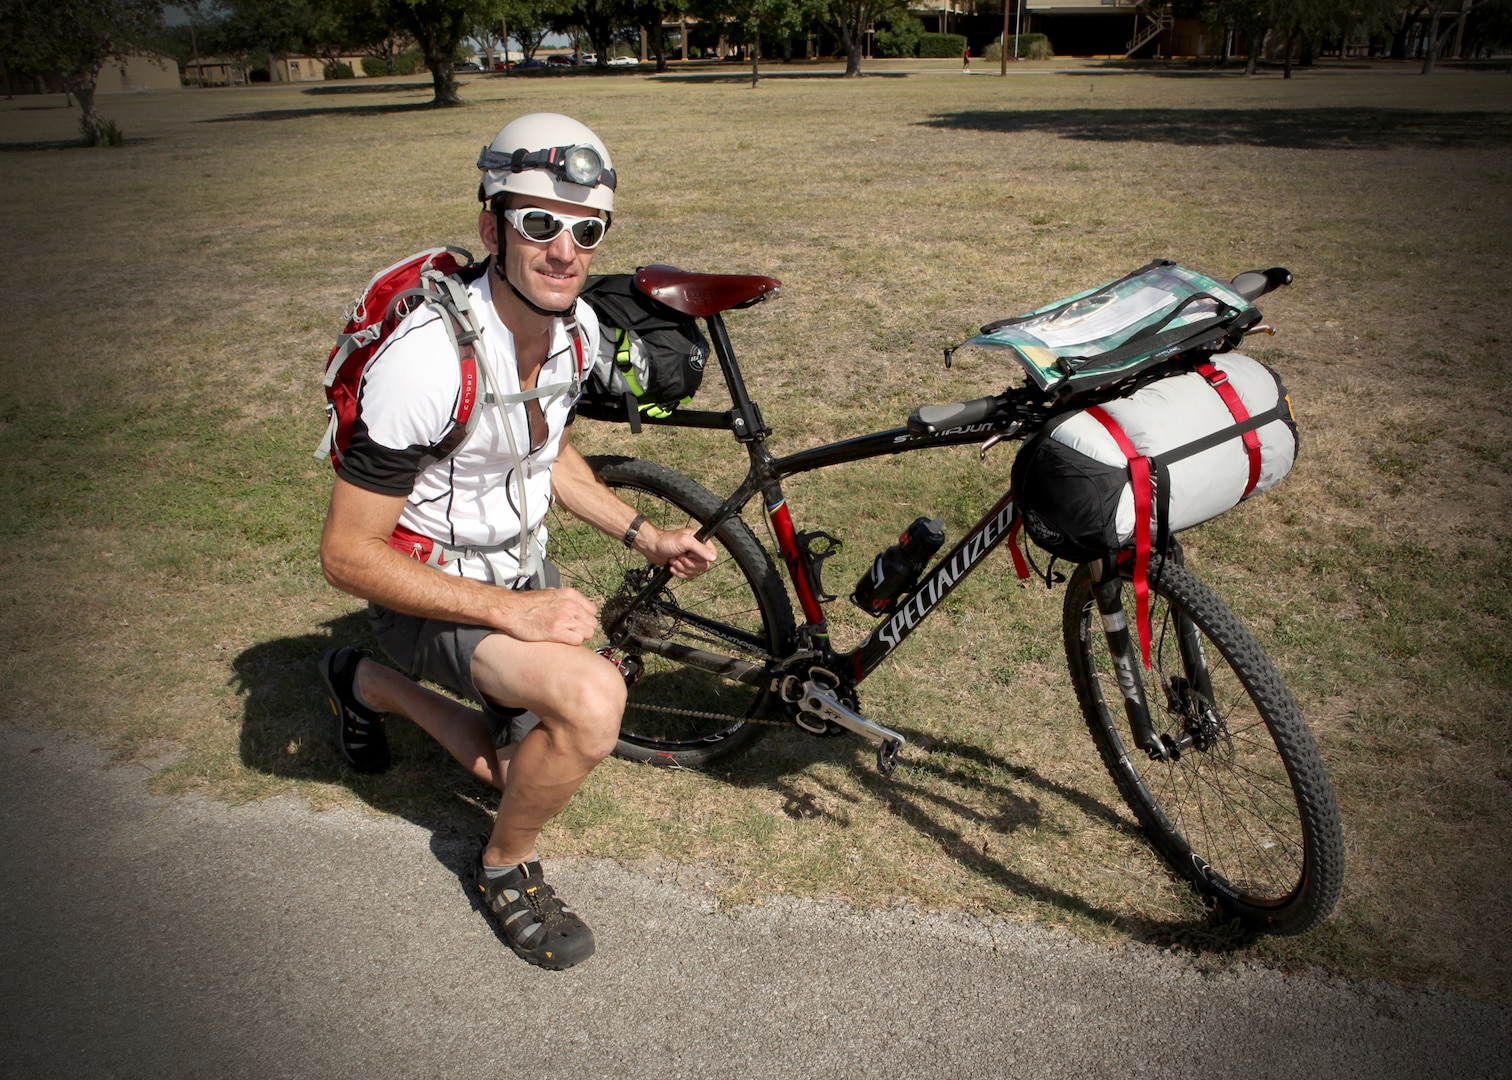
[317,113,716,970]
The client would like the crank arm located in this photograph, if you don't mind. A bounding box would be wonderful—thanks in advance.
[798,681,907,775]
[619,632,769,688]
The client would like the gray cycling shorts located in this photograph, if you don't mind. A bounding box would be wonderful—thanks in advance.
[366,564,560,748]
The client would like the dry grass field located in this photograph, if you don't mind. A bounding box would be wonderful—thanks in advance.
[1,60,1508,997]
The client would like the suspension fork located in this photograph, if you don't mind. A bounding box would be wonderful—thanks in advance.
[1087,557,1169,761]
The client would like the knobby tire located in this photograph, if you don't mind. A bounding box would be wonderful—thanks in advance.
[547,455,795,768]
[1062,557,1344,935]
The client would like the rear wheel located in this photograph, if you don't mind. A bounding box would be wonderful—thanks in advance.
[547,455,795,767]
[1062,557,1344,935]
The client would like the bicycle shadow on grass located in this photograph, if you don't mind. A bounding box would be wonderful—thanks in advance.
[713,726,1254,952]
[230,612,500,899]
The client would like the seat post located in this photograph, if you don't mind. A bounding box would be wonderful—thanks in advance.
[705,312,767,446]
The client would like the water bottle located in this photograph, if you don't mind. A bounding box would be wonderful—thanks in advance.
[850,516,946,616]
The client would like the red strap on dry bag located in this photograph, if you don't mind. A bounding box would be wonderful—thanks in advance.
[1196,361,1262,497]
[1087,405,1153,669]
[1006,512,1031,581]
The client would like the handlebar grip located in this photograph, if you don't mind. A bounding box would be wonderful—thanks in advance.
[908,396,1002,435]
[1231,267,1293,302]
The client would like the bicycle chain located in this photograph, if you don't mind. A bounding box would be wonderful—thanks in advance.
[624,699,792,727]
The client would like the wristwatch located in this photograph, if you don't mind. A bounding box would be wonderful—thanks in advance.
[622,513,646,548]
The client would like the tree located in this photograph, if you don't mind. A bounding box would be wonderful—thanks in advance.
[1463,0,1512,54]
[873,10,922,56]
[387,0,505,104]
[221,0,323,79]
[500,0,560,59]
[1420,0,1475,71]
[553,0,626,67]
[0,0,164,143]
[695,0,816,83]
[825,0,907,76]
[626,0,674,70]
[1197,0,1395,76]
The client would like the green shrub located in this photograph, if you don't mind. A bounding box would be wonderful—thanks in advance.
[918,32,966,58]
[984,33,1054,61]
[360,56,386,77]
[79,116,123,147]
[395,52,419,75]
[875,13,925,57]
[324,60,354,79]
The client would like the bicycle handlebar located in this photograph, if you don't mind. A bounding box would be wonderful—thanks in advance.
[907,395,1006,435]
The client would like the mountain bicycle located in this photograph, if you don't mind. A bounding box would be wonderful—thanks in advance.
[550,265,1344,936]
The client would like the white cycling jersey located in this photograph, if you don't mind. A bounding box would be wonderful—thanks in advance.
[339,269,600,586]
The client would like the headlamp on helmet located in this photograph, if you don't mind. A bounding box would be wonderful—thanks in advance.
[476,144,617,194]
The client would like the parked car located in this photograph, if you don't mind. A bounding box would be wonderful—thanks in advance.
[454,60,481,72]
[514,57,545,69]
[493,59,513,70]
[607,55,638,67]
[580,53,597,64]
[545,54,575,66]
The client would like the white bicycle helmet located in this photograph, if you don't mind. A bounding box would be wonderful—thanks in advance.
[476,113,615,213]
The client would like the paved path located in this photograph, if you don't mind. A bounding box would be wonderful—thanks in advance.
[2,722,1506,1079]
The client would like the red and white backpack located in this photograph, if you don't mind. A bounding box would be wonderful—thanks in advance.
[314,247,489,470]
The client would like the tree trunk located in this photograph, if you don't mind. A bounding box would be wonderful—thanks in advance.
[74,82,99,130]
[1244,28,1265,75]
[426,53,461,104]
[1283,24,1297,77]
[839,22,863,76]
[1422,2,1442,72]
[750,31,760,86]
[1422,0,1471,72]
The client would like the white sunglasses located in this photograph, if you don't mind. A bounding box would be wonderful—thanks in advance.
[501,207,609,250]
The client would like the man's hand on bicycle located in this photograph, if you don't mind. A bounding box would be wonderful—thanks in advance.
[639,526,718,579]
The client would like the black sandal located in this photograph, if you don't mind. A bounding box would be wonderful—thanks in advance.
[476,850,596,970]
[318,647,390,774]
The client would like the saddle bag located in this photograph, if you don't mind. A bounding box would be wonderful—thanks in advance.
[579,272,710,431]
[1011,354,1298,661]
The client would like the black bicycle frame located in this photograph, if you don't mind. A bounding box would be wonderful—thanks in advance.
[607,310,1026,684]
[601,307,1172,759]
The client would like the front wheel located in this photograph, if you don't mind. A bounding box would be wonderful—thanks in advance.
[546,455,795,768]
[1062,557,1344,935]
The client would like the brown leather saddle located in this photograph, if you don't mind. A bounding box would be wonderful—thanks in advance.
[633,265,781,317]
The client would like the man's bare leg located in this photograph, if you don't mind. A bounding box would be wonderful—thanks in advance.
[354,659,510,790]
[469,634,626,867]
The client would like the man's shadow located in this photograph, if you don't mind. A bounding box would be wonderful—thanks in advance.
[231,611,495,899]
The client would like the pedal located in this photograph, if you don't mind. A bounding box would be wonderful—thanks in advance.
[797,681,907,772]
